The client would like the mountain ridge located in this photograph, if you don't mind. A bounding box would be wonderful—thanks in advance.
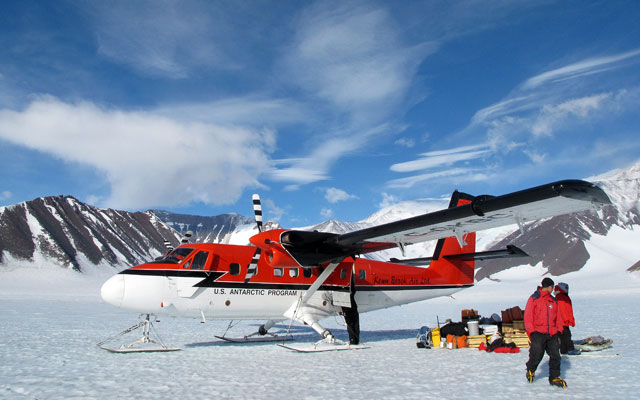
[1,161,639,280]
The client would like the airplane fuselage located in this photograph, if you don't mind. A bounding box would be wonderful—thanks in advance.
[101,242,472,322]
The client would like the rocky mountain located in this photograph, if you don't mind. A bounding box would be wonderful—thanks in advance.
[1,161,639,279]
[0,196,180,271]
[151,210,255,243]
[474,163,640,280]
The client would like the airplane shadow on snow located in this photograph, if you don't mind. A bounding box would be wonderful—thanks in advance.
[185,325,418,348]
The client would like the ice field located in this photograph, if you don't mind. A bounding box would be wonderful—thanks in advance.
[1,262,639,400]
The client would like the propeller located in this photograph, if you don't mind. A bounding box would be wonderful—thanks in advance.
[245,194,263,282]
[180,230,193,244]
[252,194,263,232]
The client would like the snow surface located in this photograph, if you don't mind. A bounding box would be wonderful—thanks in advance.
[1,258,639,400]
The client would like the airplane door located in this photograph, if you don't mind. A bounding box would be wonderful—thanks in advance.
[331,264,355,308]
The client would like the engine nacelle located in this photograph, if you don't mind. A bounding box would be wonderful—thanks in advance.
[249,229,301,268]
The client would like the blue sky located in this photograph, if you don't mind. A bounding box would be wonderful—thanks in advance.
[1,0,639,227]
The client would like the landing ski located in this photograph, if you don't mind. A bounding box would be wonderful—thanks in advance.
[215,334,294,343]
[99,345,180,353]
[278,343,370,353]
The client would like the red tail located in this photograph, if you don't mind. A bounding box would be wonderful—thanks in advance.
[427,191,476,285]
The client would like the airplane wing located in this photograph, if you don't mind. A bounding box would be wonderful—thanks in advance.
[276,180,610,266]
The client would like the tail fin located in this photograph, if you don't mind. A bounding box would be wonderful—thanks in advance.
[428,191,476,285]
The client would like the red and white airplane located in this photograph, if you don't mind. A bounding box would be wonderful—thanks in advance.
[100,180,609,351]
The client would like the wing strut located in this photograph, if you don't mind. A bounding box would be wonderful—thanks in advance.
[285,259,345,342]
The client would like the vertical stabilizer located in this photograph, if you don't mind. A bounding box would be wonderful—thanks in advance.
[429,191,476,285]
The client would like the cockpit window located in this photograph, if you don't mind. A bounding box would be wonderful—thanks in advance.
[154,247,195,264]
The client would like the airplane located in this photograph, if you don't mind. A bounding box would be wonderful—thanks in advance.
[99,180,610,352]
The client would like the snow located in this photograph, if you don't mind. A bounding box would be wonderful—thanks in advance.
[1,261,639,400]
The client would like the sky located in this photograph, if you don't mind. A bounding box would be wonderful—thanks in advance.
[1,0,639,227]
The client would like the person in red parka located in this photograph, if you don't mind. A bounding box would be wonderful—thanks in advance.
[554,282,578,354]
[524,277,567,388]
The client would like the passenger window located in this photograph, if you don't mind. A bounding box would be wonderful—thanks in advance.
[289,268,299,278]
[229,263,241,275]
[303,268,312,278]
[358,269,366,280]
[274,268,283,277]
[190,251,209,270]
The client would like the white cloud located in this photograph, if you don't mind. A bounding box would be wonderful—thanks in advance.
[85,1,236,78]
[156,96,308,127]
[284,1,435,121]
[261,198,285,223]
[325,188,358,204]
[387,167,481,189]
[269,123,391,187]
[0,190,11,202]
[531,93,612,137]
[522,48,640,90]
[378,192,399,209]
[523,149,547,164]
[390,144,491,173]
[394,137,415,148]
[0,97,275,209]
[320,208,333,219]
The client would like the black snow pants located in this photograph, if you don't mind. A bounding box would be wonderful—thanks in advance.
[559,326,575,354]
[526,332,562,380]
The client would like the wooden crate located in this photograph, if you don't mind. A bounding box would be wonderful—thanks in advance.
[504,333,530,348]
[467,335,488,348]
[512,320,525,331]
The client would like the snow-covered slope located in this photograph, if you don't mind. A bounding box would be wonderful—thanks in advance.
[0,196,180,271]
[2,161,639,280]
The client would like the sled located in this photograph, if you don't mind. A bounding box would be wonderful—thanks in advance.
[573,336,613,352]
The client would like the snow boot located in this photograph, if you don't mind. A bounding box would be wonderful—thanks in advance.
[526,370,535,383]
[567,349,581,355]
[549,377,567,388]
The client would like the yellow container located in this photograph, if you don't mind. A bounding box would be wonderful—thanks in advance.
[432,328,441,347]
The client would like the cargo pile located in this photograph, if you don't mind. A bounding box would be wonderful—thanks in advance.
[416,306,530,351]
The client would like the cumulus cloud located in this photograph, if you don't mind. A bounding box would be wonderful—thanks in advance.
[325,187,358,204]
[0,97,275,209]
[378,192,399,209]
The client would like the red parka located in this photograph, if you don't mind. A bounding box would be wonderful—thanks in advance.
[524,287,564,336]
[555,292,575,327]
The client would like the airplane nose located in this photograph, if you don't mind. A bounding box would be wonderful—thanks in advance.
[101,274,125,308]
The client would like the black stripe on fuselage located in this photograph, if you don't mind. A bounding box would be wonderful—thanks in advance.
[118,268,472,292]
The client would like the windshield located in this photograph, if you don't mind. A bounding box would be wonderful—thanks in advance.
[154,247,195,264]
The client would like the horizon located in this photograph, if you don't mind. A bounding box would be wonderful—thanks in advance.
[1,1,639,227]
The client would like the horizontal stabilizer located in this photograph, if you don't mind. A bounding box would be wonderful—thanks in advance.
[389,245,528,266]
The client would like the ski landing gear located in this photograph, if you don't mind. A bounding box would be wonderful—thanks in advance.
[97,314,180,353]
[215,320,294,343]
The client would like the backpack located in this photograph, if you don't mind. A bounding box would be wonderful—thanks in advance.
[416,326,433,348]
